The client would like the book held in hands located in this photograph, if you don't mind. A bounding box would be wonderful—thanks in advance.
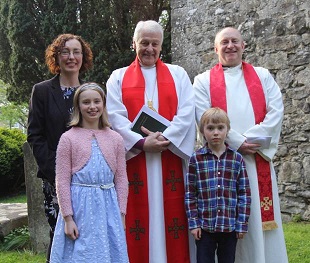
[131,105,171,137]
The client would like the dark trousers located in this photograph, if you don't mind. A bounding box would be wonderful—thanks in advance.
[196,230,237,263]
[42,180,59,263]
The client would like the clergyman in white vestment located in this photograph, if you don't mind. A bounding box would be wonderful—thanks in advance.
[194,27,288,263]
[106,20,196,263]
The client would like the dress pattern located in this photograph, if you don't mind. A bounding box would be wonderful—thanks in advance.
[50,139,129,263]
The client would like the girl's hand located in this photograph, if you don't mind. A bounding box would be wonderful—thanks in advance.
[190,228,201,240]
[64,215,79,240]
[121,213,126,230]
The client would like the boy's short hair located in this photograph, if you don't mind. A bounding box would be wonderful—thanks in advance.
[199,107,231,135]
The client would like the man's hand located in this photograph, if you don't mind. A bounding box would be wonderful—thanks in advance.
[141,126,170,153]
[238,141,261,155]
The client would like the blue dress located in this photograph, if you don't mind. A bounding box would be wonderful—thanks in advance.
[50,139,129,263]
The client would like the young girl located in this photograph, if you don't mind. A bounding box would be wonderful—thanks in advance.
[50,82,129,262]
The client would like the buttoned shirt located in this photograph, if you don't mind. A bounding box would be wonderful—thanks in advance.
[185,144,251,233]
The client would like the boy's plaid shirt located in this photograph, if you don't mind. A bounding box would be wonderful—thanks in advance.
[185,144,251,233]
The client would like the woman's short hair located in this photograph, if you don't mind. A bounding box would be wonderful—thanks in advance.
[133,20,164,45]
[199,107,231,135]
[69,82,110,129]
[45,33,93,75]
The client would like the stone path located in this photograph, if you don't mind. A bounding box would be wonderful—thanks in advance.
[0,203,28,238]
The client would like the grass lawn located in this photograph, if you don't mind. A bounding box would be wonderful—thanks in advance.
[283,222,310,263]
[0,251,45,263]
[0,194,309,262]
[0,223,309,262]
[0,192,27,203]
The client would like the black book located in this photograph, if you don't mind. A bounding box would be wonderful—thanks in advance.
[131,105,170,137]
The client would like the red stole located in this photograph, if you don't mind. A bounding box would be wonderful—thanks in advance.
[122,57,190,262]
[210,62,278,231]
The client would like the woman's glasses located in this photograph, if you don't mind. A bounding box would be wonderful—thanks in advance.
[59,49,83,58]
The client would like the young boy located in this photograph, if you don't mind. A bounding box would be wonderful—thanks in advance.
[185,107,251,263]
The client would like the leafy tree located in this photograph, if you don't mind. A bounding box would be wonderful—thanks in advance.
[0,0,170,103]
[0,80,27,129]
[0,103,28,129]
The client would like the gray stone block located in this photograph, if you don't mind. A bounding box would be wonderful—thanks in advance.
[23,142,49,253]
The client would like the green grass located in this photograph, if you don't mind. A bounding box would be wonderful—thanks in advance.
[0,193,27,203]
[0,251,45,263]
[283,222,310,263]
[0,222,308,262]
[0,193,309,262]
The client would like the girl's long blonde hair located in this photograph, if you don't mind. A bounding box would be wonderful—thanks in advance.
[69,82,110,129]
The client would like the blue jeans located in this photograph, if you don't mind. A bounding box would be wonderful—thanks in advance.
[196,229,237,263]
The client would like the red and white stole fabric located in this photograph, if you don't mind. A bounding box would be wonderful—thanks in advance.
[122,57,190,263]
[210,62,278,231]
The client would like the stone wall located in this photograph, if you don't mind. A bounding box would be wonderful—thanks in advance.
[171,0,310,221]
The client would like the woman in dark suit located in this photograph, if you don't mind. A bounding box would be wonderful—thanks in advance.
[27,34,93,263]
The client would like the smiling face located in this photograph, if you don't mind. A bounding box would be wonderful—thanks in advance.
[133,29,162,67]
[57,38,83,75]
[78,89,104,129]
[214,27,245,67]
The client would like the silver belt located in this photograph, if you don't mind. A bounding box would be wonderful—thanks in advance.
[71,182,114,189]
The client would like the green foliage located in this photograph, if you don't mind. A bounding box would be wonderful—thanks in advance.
[0,226,30,251]
[0,102,28,129]
[0,0,171,103]
[292,213,303,223]
[1,80,28,129]
[0,192,26,203]
[0,127,26,195]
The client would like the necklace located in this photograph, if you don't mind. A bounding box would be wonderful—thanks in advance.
[145,78,157,112]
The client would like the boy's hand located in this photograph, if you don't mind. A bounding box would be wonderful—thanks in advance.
[236,232,246,239]
[190,228,201,240]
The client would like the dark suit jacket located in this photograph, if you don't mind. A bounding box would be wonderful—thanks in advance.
[27,75,75,183]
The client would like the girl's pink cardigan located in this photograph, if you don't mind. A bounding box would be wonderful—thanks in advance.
[55,126,128,217]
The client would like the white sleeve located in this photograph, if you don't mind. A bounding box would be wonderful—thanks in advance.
[163,65,196,159]
[106,68,143,160]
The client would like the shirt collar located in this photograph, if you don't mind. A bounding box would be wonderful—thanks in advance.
[196,143,233,156]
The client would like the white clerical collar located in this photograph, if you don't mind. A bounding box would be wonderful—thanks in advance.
[139,62,156,69]
[223,63,242,72]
